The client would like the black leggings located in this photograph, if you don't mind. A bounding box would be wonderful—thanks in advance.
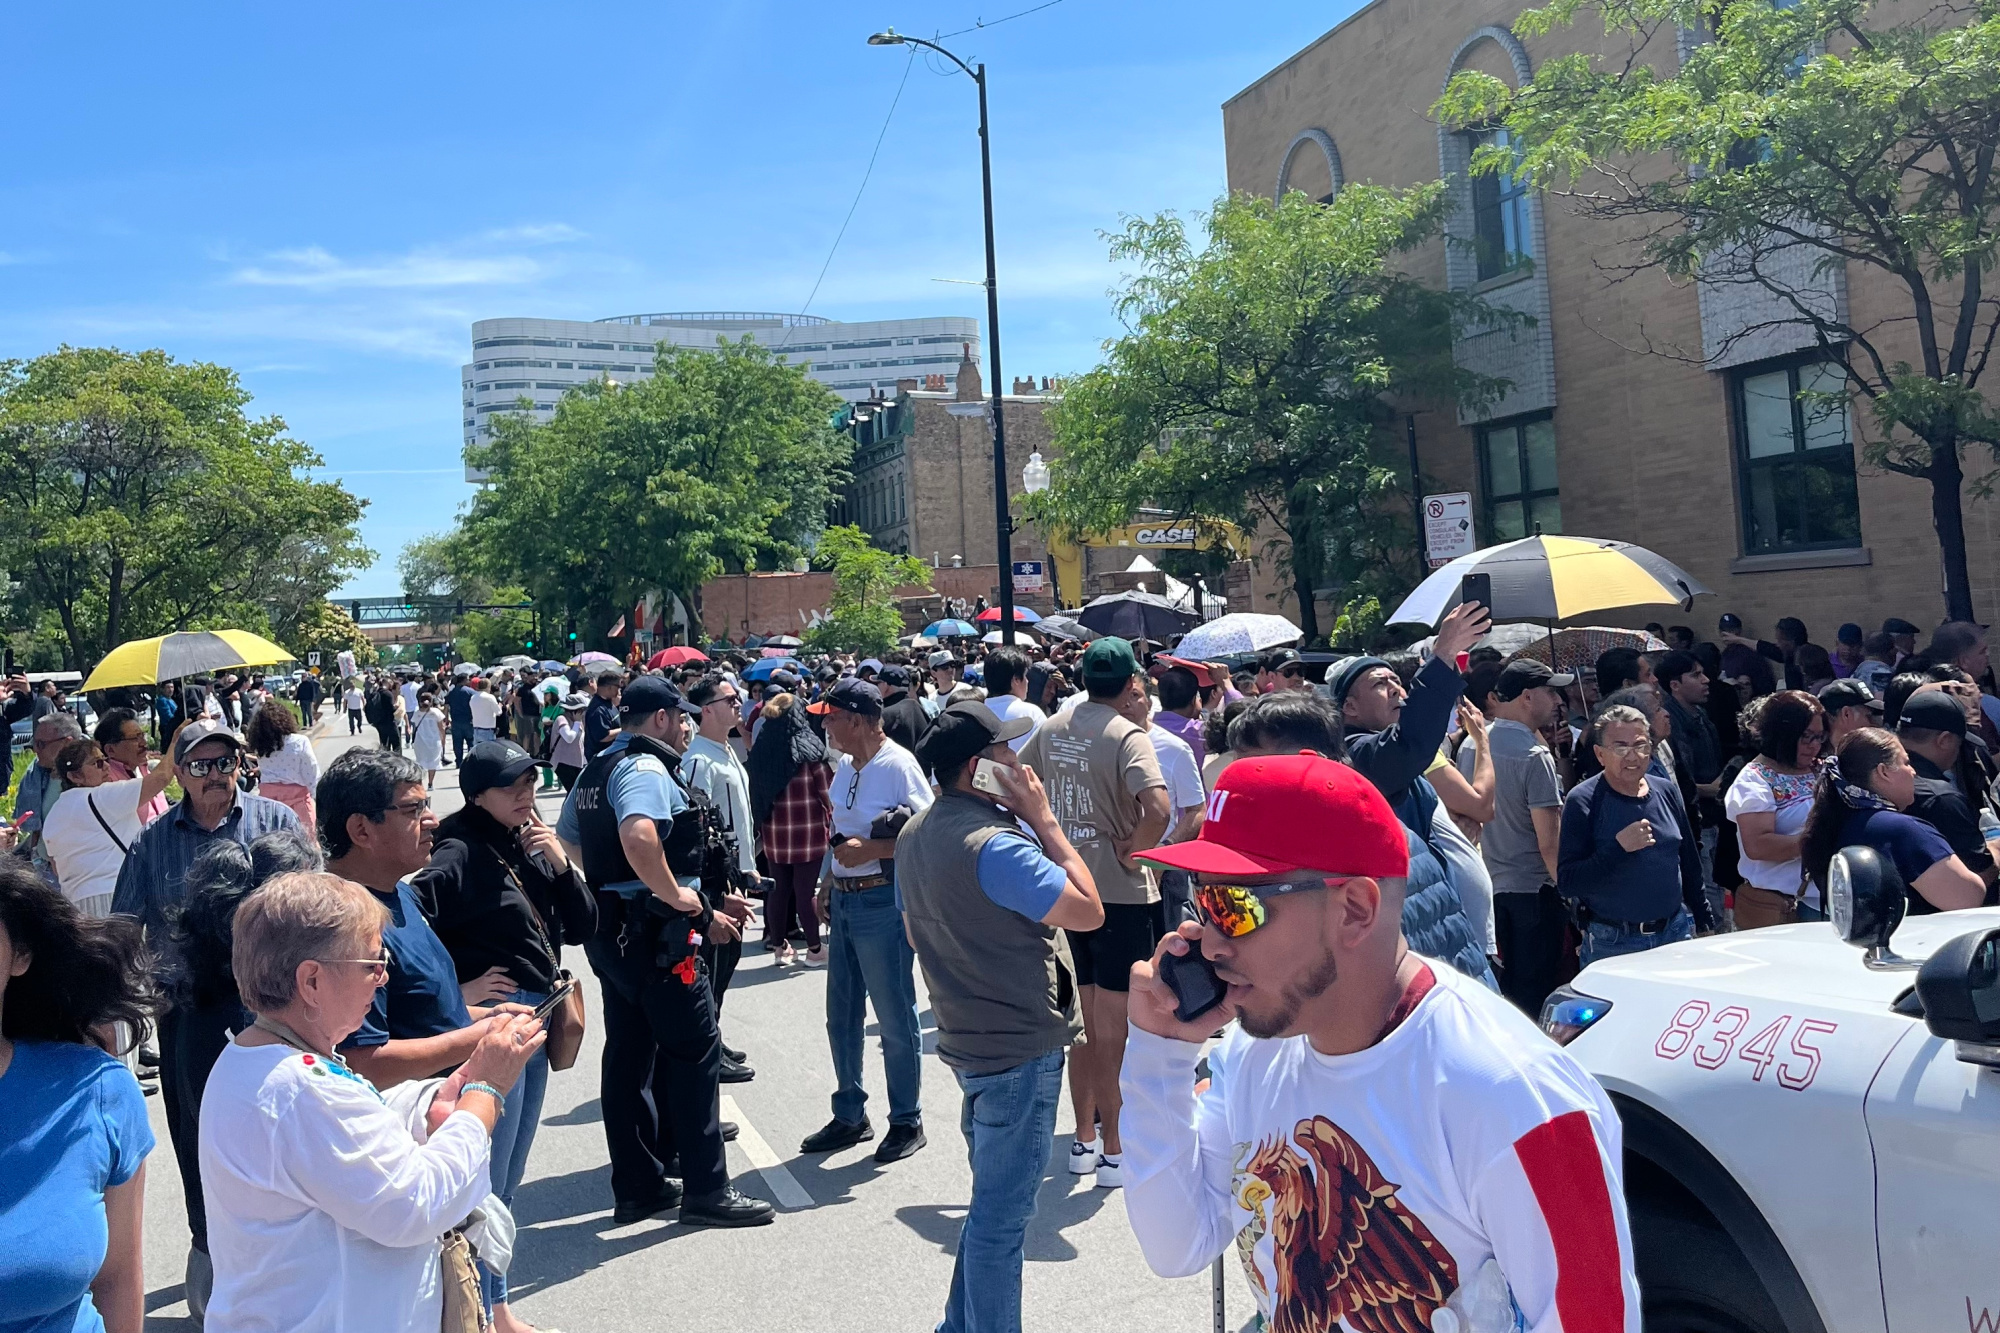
[765,859,822,949]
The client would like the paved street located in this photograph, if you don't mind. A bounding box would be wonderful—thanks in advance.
[138,717,1256,1332]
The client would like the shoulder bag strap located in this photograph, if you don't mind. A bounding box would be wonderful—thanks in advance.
[85,792,130,857]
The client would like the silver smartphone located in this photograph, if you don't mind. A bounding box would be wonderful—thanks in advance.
[971,757,1007,796]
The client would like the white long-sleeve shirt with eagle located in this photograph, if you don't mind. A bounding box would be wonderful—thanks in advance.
[1121,960,1641,1333]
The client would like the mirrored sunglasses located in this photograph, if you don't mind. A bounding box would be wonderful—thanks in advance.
[1193,878,1337,938]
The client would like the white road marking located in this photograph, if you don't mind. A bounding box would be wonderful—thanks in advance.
[721,1094,815,1210]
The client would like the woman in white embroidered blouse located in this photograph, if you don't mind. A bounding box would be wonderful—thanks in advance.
[244,700,322,830]
[199,871,544,1333]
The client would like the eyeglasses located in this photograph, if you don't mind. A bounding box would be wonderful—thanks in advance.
[1279,667,1305,679]
[1601,740,1654,759]
[1193,878,1338,938]
[1800,730,1827,746]
[183,755,242,778]
[383,797,432,819]
[319,950,391,981]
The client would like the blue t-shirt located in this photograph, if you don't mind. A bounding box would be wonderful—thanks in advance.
[340,880,475,1051]
[974,831,1067,922]
[555,735,686,897]
[0,1041,154,1333]
[1842,807,1955,911]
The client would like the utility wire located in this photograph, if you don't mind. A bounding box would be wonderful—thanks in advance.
[938,0,1066,40]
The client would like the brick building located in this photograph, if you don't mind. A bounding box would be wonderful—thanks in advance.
[831,347,1063,586]
[1223,0,1997,636]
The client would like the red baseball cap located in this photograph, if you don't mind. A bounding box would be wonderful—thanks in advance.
[1136,752,1409,879]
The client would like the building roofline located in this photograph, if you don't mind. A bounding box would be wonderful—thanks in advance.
[1222,0,1390,109]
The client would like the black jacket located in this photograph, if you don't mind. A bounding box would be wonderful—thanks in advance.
[881,690,932,761]
[413,804,597,994]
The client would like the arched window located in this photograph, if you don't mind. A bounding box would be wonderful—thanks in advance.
[1276,129,1343,204]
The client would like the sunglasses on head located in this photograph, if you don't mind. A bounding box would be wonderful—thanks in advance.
[1193,877,1341,938]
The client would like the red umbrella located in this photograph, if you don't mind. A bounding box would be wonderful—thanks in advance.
[975,606,1042,624]
[646,646,709,669]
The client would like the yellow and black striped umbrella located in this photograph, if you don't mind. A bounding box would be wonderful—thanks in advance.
[82,630,296,692]
[1387,535,1711,627]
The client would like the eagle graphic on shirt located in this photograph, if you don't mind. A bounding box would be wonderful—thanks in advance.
[1235,1115,1460,1333]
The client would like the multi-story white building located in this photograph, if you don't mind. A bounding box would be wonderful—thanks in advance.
[461,311,981,481]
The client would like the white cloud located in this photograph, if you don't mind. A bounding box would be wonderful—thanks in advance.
[232,245,542,290]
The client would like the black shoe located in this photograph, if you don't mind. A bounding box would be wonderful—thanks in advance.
[611,1181,684,1226]
[137,1046,161,1070]
[722,1120,739,1142]
[873,1122,927,1163]
[719,1055,755,1083]
[800,1117,873,1154]
[721,1042,746,1064]
[679,1185,776,1228]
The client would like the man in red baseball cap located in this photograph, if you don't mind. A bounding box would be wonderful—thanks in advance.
[1119,752,1639,1333]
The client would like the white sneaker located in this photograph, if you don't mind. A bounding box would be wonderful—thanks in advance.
[1096,1153,1123,1189]
[1068,1137,1101,1175]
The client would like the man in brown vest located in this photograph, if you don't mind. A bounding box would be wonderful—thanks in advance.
[899,701,1104,1333]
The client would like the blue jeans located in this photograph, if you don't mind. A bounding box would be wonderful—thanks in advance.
[481,989,550,1308]
[939,1048,1066,1333]
[827,879,923,1127]
[1580,906,1694,968]
[473,727,496,745]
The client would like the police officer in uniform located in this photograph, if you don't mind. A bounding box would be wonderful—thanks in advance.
[555,675,773,1228]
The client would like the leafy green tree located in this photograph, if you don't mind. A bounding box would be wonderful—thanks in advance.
[398,529,494,606]
[1436,0,2000,621]
[804,525,931,656]
[455,587,537,665]
[1026,189,1516,643]
[459,338,850,641]
[289,600,376,670]
[0,347,370,667]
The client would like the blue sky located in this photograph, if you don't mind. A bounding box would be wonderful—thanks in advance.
[0,2,1365,596]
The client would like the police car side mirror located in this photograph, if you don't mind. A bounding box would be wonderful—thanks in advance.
[1828,846,1917,971]
[1915,928,2000,1067]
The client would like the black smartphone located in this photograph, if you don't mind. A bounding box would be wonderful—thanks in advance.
[1459,572,1492,612]
[531,980,574,1023]
[1159,940,1227,1024]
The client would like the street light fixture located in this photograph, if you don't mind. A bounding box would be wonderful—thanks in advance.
[867,27,1021,643]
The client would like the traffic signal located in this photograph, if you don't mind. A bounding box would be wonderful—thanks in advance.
[566,618,578,644]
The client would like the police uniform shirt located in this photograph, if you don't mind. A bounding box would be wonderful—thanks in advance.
[556,734,685,896]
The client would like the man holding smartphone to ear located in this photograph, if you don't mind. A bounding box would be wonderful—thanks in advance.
[900,700,1103,1333]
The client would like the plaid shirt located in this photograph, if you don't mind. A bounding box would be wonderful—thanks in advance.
[761,760,833,866]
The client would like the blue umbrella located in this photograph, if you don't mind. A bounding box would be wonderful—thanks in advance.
[924,619,980,639]
[743,657,801,682]
[535,660,567,672]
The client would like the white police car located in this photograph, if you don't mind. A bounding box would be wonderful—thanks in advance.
[1546,847,2000,1333]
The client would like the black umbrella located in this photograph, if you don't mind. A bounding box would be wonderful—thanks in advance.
[1036,615,1099,643]
[1076,591,1199,643]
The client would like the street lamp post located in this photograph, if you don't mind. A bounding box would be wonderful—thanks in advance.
[868,28,1018,644]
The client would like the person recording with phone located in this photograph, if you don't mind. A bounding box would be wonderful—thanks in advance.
[898,700,1102,1333]
[413,739,596,1331]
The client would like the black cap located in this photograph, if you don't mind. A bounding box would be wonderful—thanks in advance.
[1494,659,1577,700]
[918,700,1037,774]
[807,677,882,717]
[460,740,540,799]
[879,664,912,688]
[1816,679,1882,714]
[1884,617,1921,636]
[620,675,702,719]
[1898,690,1968,737]
[1264,647,1304,671]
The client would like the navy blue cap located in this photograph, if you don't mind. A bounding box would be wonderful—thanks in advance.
[620,675,702,719]
[807,676,882,717]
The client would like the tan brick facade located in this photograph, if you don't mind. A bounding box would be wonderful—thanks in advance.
[1223,0,1994,639]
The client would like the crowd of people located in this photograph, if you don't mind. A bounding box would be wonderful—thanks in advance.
[7,604,1999,1332]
